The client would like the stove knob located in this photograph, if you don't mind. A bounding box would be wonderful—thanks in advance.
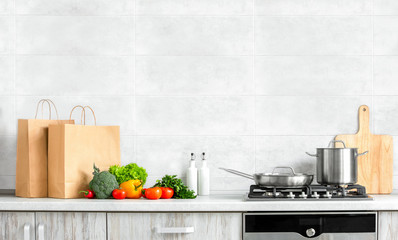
[311,192,320,199]
[306,228,316,237]
[287,192,295,199]
[324,191,332,199]
[299,192,307,199]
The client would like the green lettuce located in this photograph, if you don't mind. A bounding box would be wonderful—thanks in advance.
[109,163,148,185]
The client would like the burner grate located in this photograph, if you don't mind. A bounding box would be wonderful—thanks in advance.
[247,184,372,201]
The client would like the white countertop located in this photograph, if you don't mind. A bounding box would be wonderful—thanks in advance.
[1,193,398,212]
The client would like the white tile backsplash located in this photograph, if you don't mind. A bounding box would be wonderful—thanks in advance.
[374,0,398,15]
[0,176,15,189]
[255,17,372,55]
[135,56,253,95]
[0,17,13,54]
[135,97,255,135]
[255,56,372,96]
[0,97,15,136]
[136,16,253,56]
[136,0,253,16]
[0,136,16,175]
[374,17,398,55]
[16,56,134,96]
[1,0,398,191]
[255,0,372,16]
[0,56,13,95]
[16,16,134,55]
[16,0,134,15]
[0,0,12,15]
[374,97,398,135]
[374,57,398,95]
[255,96,373,135]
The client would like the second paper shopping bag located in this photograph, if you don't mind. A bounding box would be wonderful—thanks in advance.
[48,106,120,198]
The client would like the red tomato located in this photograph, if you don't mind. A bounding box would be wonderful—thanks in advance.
[112,189,127,200]
[160,187,174,199]
[145,187,162,200]
[142,188,147,198]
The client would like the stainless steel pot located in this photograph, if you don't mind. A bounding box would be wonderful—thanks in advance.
[219,166,313,187]
[306,140,368,185]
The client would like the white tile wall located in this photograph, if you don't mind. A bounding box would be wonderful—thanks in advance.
[0,0,13,15]
[136,0,253,15]
[16,56,134,95]
[1,0,398,193]
[16,0,134,15]
[255,0,372,15]
[255,17,372,55]
[136,16,253,56]
[16,16,134,55]
[135,56,253,95]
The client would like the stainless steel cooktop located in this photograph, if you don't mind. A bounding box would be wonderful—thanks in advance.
[245,184,373,201]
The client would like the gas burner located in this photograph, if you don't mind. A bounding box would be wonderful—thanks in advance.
[246,184,373,201]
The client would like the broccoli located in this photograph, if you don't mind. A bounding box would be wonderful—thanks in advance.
[89,164,119,199]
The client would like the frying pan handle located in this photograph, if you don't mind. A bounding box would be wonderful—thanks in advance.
[356,151,369,157]
[272,166,296,175]
[306,152,318,157]
[218,168,254,180]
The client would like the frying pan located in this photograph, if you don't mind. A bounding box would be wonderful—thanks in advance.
[219,166,313,188]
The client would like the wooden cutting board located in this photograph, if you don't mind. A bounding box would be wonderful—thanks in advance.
[335,105,393,194]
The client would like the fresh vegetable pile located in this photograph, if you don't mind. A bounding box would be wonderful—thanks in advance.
[153,175,196,199]
[109,163,148,185]
[81,163,196,200]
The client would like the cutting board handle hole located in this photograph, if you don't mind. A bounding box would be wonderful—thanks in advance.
[363,108,366,112]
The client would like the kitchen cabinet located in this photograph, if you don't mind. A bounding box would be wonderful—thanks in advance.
[0,212,35,240]
[107,212,242,240]
[35,212,106,240]
[378,211,398,240]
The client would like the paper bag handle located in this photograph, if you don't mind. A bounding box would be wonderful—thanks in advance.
[34,99,59,120]
[69,105,97,126]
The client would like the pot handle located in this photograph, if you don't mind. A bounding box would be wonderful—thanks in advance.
[306,152,318,157]
[328,140,347,148]
[356,151,369,157]
[219,168,254,180]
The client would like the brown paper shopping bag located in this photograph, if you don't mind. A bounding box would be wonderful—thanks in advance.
[48,105,120,198]
[16,99,74,198]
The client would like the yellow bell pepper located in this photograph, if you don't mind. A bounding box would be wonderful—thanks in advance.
[120,180,143,199]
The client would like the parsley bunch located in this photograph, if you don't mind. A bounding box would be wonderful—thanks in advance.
[154,175,197,199]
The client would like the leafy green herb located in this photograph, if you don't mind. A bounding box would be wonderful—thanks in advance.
[154,175,196,199]
[109,163,148,185]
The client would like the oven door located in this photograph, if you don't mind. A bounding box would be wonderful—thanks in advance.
[243,212,376,240]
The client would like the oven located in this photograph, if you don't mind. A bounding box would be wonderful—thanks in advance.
[243,212,376,240]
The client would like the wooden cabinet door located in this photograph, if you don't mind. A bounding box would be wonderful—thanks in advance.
[107,212,242,240]
[36,212,106,240]
[379,211,398,240]
[0,212,35,240]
